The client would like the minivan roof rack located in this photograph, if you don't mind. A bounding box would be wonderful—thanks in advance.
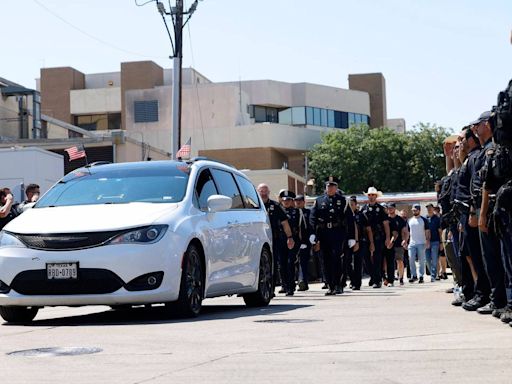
[186,156,234,168]
[85,161,112,168]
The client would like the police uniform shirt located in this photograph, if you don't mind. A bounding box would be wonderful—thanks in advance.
[361,203,388,237]
[264,199,288,239]
[298,207,312,243]
[455,146,481,203]
[482,144,511,194]
[470,139,493,207]
[354,209,369,241]
[283,206,300,240]
[389,215,406,247]
[310,193,355,239]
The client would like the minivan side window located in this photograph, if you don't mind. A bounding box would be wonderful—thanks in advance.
[210,169,245,209]
[235,174,260,209]
[195,169,219,210]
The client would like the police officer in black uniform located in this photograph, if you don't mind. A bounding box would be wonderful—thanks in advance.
[257,184,295,295]
[480,107,512,322]
[310,177,356,296]
[361,187,391,289]
[349,196,369,290]
[294,194,313,291]
[469,111,507,315]
[279,190,301,296]
[455,127,491,311]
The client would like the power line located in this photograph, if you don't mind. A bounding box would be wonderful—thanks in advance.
[32,0,168,60]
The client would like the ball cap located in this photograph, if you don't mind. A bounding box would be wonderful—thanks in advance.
[470,110,492,126]
[412,203,421,210]
[387,202,396,208]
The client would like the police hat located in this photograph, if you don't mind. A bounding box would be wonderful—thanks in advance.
[325,176,339,186]
[470,110,492,126]
[279,190,296,200]
[294,194,305,201]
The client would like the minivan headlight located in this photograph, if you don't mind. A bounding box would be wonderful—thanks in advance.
[0,231,26,248]
[107,225,168,245]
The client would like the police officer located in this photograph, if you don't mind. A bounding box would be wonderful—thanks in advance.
[361,187,391,289]
[455,126,491,311]
[294,194,313,291]
[257,184,295,295]
[279,190,301,296]
[310,177,356,296]
[480,115,512,322]
[469,111,507,315]
[349,196,369,290]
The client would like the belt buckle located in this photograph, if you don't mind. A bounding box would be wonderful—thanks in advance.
[327,223,332,229]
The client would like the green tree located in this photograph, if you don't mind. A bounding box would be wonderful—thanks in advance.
[308,123,450,194]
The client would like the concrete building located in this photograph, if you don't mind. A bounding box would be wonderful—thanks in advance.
[387,118,407,133]
[35,61,403,196]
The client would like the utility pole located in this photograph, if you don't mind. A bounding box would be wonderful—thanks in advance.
[155,0,201,159]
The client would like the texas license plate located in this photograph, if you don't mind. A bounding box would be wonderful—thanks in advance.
[46,263,78,280]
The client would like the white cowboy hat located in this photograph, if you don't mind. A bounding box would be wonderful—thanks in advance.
[363,186,383,197]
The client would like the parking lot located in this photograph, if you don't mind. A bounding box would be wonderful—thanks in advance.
[1,279,511,384]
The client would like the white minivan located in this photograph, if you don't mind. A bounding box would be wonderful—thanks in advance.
[0,158,273,323]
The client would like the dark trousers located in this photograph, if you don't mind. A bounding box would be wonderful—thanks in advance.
[459,229,475,300]
[341,244,351,288]
[276,236,289,289]
[463,219,491,298]
[298,246,311,284]
[497,210,512,307]
[370,238,384,284]
[278,237,300,293]
[480,223,507,308]
[350,240,366,288]
[447,224,462,284]
[319,229,345,290]
[383,246,395,284]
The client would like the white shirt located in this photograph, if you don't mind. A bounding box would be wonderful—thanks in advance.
[408,215,428,246]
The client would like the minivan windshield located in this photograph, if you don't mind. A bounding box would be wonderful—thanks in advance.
[36,165,190,207]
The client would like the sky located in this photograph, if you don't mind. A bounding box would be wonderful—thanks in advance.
[3,0,512,131]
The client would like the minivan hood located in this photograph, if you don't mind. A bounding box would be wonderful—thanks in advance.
[5,203,179,234]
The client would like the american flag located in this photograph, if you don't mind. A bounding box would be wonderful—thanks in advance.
[64,144,87,161]
[176,138,191,159]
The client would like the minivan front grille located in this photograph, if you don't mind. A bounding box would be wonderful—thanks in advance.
[11,231,123,251]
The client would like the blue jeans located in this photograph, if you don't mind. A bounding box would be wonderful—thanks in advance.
[408,243,426,278]
[425,241,440,280]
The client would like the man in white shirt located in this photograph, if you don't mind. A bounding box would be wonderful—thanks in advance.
[408,204,431,283]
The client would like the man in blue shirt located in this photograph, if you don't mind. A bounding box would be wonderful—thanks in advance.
[425,203,442,282]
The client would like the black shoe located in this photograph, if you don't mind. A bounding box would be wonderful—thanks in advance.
[298,281,307,291]
[285,291,294,296]
[321,283,329,289]
[463,296,489,311]
[325,289,336,296]
[408,277,416,283]
[372,283,382,289]
[477,303,503,315]
[399,278,404,286]
[418,276,424,284]
[492,307,507,318]
[278,288,286,294]
[368,280,374,287]
[335,286,343,294]
[442,273,448,280]
[352,286,361,291]
[435,276,441,281]
[500,308,512,323]
[451,296,465,306]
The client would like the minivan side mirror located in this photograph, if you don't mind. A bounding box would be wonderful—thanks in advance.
[207,195,232,212]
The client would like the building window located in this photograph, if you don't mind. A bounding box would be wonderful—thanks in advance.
[341,112,349,128]
[320,109,327,127]
[278,108,292,125]
[291,107,306,125]
[134,100,159,123]
[355,114,362,125]
[74,113,121,131]
[254,106,267,122]
[313,108,321,126]
[327,110,335,128]
[348,112,355,126]
[306,107,314,125]
[266,107,279,123]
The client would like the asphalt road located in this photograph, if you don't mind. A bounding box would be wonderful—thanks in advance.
[1,278,511,384]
